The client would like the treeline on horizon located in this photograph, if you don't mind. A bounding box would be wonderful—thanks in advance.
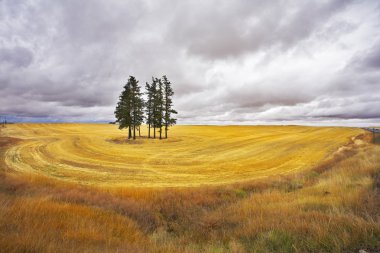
[114,75,177,140]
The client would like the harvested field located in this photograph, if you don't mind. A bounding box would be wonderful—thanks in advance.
[1,124,362,187]
[0,124,379,253]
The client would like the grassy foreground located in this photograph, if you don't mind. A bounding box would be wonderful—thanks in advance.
[0,124,379,252]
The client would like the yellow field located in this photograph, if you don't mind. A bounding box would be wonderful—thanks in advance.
[2,124,362,187]
[0,124,379,253]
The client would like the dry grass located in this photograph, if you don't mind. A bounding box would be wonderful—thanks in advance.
[2,124,361,187]
[0,124,379,252]
[0,194,149,253]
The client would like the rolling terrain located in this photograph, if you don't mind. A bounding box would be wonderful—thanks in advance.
[1,124,363,187]
[0,124,379,253]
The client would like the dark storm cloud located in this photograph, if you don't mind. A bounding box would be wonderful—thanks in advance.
[0,47,33,67]
[354,41,380,70]
[0,0,380,124]
[169,0,352,60]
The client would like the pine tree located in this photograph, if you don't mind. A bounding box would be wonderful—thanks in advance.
[150,78,159,138]
[130,76,144,140]
[162,75,177,139]
[115,76,144,140]
[145,80,155,138]
[114,79,133,139]
[152,78,164,139]
[115,75,177,140]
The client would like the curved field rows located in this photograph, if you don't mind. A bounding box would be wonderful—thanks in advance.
[1,124,362,187]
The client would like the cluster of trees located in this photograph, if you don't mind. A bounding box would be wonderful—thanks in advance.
[114,75,177,140]
[0,116,6,128]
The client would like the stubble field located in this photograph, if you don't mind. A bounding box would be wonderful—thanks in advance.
[1,124,363,187]
[0,124,379,253]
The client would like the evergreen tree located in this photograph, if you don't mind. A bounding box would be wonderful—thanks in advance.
[145,80,155,138]
[115,75,177,140]
[150,78,159,138]
[115,76,144,140]
[162,75,177,139]
[130,76,144,139]
[114,79,133,139]
[152,78,164,139]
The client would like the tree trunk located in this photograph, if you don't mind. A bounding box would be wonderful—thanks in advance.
[128,126,132,139]
[148,124,151,138]
[133,125,136,140]
[159,127,162,139]
[138,126,141,137]
[165,124,168,139]
[154,127,156,139]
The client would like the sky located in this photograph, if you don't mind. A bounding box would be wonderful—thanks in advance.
[0,0,380,126]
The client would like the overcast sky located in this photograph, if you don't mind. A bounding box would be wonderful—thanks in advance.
[1,0,380,125]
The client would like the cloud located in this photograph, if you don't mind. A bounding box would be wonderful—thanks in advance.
[350,40,380,70]
[169,0,353,60]
[0,0,379,125]
[0,47,33,67]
